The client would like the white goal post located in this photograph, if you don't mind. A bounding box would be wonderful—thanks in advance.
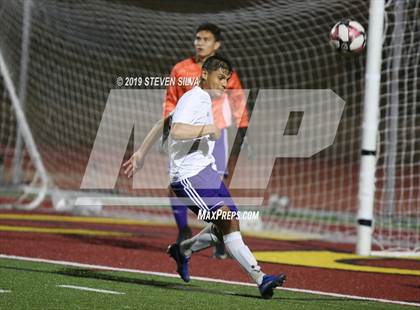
[0,0,48,210]
[356,0,385,256]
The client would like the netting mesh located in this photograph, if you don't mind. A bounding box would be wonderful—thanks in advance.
[0,0,418,252]
[375,0,420,252]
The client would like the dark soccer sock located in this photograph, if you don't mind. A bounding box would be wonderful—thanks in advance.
[171,200,188,230]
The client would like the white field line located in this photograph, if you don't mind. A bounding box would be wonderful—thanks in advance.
[1,254,419,308]
[0,289,11,293]
[57,285,124,295]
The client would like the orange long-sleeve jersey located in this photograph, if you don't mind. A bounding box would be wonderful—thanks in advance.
[163,57,248,129]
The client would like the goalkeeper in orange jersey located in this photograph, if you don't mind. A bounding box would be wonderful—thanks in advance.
[163,23,248,258]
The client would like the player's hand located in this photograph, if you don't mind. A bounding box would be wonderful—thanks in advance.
[123,152,145,178]
[209,126,221,141]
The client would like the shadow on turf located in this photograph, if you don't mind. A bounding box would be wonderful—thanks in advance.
[66,235,166,252]
[0,265,356,302]
[0,265,256,299]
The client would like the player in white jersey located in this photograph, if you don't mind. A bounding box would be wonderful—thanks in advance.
[168,85,217,183]
[124,55,285,299]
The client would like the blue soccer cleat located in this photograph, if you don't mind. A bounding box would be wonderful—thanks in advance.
[167,243,190,282]
[258,274,286,299]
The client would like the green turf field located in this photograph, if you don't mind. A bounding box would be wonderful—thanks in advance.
[0,258,418,309]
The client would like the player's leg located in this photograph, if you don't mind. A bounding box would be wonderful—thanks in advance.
[215,179,287,298]
[170,192,192,243]
[168,165,224,281]
[213,206,265,284]
[174,164,228,259]
[214,205,286,299]
[169,165,285,298]
[212,128,229,258]
[167,189,193,282]
[179,223,222,257]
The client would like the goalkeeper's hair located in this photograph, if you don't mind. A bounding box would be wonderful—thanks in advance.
[196,23,222,41]
[202,55,233,74]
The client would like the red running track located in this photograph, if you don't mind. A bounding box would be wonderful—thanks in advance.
[0,212,419,304]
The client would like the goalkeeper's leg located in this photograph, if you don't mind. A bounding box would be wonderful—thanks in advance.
[170,193,192,244]
[212,128,229,259]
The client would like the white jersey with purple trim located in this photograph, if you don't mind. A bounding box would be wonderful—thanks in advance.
[169,86,216,182]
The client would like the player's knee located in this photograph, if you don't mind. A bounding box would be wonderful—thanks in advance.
[229,217,240,232]
[213,207,240,235]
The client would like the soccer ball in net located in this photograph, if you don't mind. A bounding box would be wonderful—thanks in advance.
[330,19,366,53]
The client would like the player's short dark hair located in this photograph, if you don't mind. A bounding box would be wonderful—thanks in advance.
[202,55,233,74]
[196,23,222,41]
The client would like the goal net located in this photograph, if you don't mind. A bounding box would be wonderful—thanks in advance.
[0,0,418,254]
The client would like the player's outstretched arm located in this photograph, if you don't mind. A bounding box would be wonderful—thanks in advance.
[123,117,168,178]
[171,123,220,141]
